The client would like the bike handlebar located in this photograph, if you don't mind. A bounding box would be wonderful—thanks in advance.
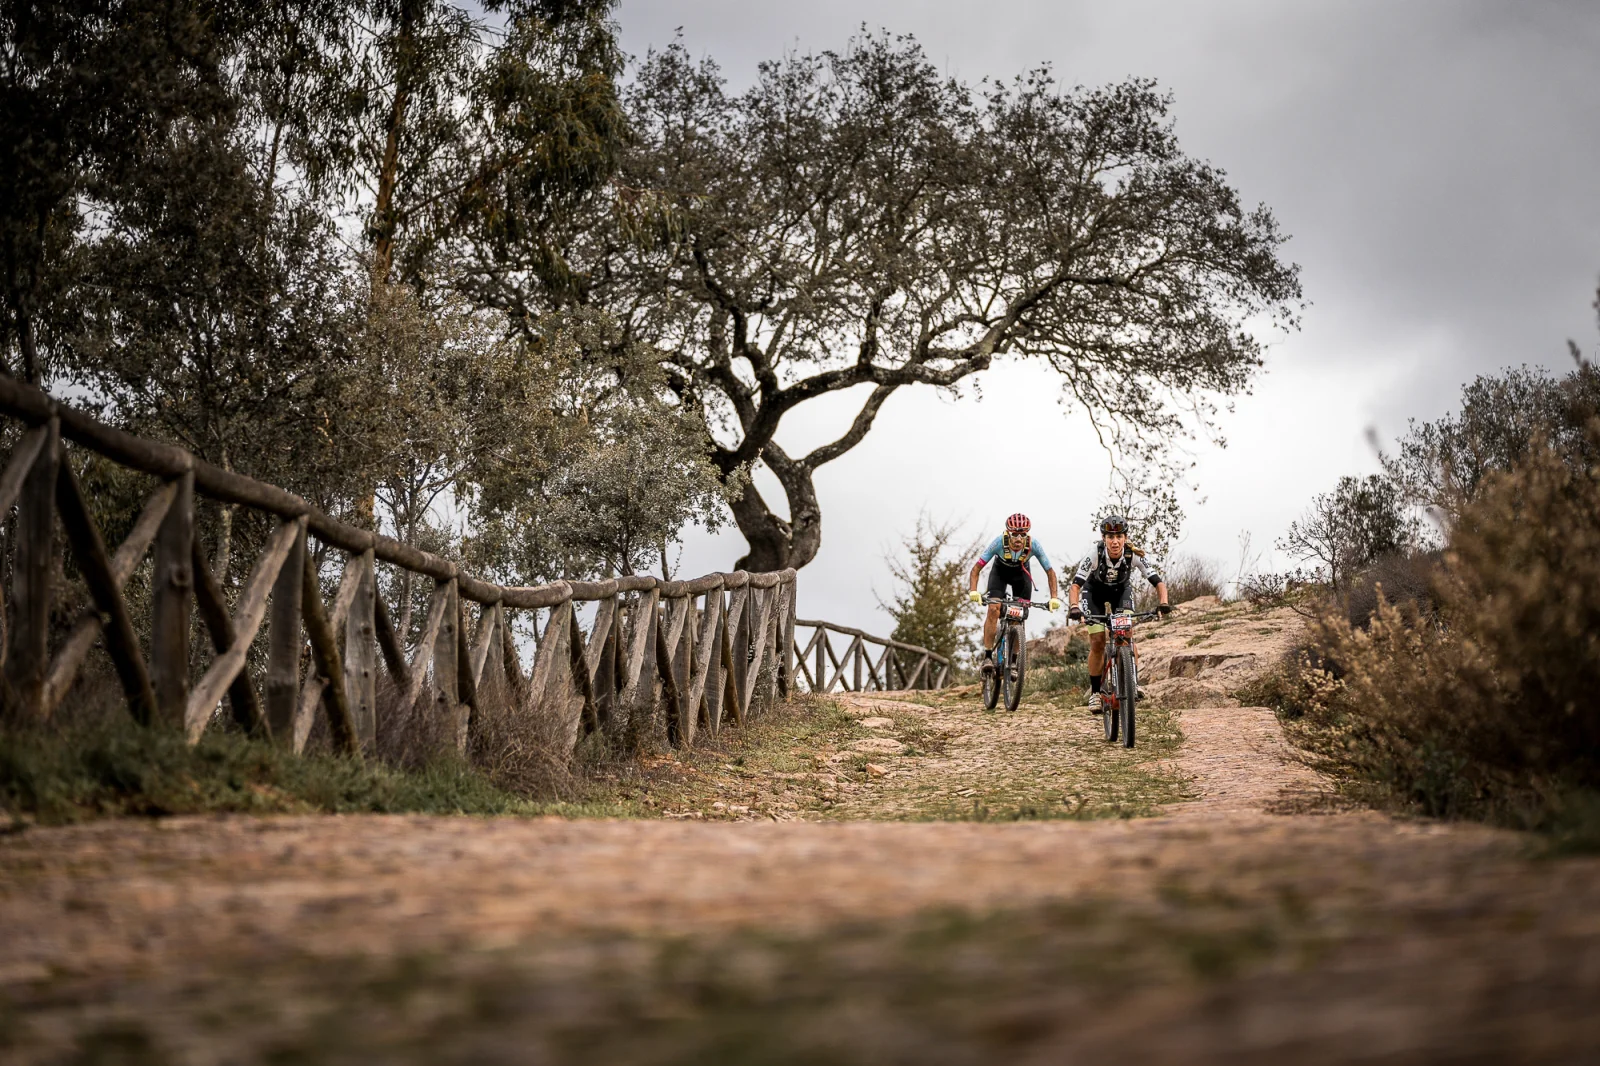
[981,594,1053,611]
[1077,609,1163,624]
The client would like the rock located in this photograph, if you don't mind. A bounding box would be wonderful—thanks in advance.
[851,737,907,754]
[1174,594,1223,611]
[1143,677,1240,709]
[858,716,895,729]
[1166,652,1253,680]
[864,763,889,778]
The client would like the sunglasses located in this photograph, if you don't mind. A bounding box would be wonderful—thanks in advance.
[1007,530,1030,538]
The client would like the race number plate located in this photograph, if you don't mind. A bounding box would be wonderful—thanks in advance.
[1110,614,1133,633]
[1007,605,1025,619]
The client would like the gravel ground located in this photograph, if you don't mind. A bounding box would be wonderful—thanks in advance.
[3,598,1597,1063]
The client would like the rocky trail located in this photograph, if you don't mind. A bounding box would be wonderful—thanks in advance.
[3,598,1598,1063]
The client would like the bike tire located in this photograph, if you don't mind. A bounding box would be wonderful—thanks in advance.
[1118,644,1137,748]
[983,631,1002,710]
[1102,657,1118,742]
[1003,620,1026,711]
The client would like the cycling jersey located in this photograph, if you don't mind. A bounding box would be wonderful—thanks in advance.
[1071,542,1164,588]
[978,534,1053,573]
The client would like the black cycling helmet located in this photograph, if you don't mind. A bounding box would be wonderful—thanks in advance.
[1099,514,1129,535]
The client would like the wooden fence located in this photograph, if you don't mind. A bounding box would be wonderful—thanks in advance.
[793,620,951,693]
[0,377,947,758]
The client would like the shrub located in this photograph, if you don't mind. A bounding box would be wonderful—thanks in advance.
[1341,550,1442,628]
[1161,554,1224,604]
[1286,425,1600,834]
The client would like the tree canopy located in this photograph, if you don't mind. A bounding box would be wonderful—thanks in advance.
[571,35,1301,570]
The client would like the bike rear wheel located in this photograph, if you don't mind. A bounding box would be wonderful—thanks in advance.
[1003,620,1026,711]
[1118,644,1137,748]
[982,632,1002,710]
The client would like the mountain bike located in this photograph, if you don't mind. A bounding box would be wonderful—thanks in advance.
[1082,606,1160,747]
[981,592,1042,711]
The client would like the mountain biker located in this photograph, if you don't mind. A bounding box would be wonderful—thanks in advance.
[967,513,1060,675]
[1066,515,1171,713]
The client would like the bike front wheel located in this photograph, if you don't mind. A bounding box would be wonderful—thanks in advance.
[1102,658,1119,742]
[1003,621,1026,711]
[1118,644,1137,748]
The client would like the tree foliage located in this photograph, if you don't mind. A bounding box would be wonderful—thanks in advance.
[1277,474,1427,595]
[1,0,742,589]
[1384,359,1600,521]
[576,34,1300,569]
[879,517,979,667]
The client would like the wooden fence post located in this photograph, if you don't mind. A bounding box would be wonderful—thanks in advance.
[264,520,306,741]
[431,578,463,751]
[346,550,377,751]
[780,577,797,698]
[704,589,725,731]
[150,471,193,729]
[816,628,827,694]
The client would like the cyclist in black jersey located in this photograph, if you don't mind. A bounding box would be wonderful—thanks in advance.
[1067,514,1171,713]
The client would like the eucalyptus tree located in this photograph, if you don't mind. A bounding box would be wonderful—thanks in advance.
[0,0,241,384]
[576,35,1301,571]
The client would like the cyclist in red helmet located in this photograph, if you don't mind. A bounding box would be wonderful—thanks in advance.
[966,513,1060,675]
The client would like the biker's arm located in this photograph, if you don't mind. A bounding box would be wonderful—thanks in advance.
[968,558,985,594]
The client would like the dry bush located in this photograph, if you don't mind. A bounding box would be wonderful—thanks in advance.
[1235,568,1323,610]
[372,676,458,772]
[1161,554,1224,604]
[1288,426,1600,833]
[467,691,578,801]
[1341,550,1441,629]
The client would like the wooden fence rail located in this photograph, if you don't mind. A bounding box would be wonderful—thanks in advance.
[0,377,947,760]
[791,620,951,694]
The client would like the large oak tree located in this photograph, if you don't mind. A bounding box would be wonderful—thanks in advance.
[578,35,1302,570]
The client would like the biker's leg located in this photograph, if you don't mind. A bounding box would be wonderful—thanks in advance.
[983,605,1000,653]
[981,566,1010,672]
[1088,631,1107,684]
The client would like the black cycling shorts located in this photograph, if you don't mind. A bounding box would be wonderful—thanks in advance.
[1080,578,1133,615]
[986,561,1033,602]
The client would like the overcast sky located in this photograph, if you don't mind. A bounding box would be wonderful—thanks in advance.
[614,0,1600,634]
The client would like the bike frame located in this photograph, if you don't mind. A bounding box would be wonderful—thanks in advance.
[983,592,1037,650]
[1082,608,1160,713]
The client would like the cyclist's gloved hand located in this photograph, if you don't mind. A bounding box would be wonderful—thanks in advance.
[1048,598,1061,612]
[1067,604,1082,621]
[968,590,982,604]
[1157,603,1173,617]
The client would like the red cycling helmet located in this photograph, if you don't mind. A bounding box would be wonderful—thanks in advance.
[1005,513,1031,532]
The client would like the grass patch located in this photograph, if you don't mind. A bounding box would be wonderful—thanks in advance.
[0,716,573,825]
[569,694,863,820]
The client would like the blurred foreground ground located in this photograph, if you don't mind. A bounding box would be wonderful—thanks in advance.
[3,598,1597,1063]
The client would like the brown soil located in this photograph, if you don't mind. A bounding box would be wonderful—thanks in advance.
[3,598,1597,1063]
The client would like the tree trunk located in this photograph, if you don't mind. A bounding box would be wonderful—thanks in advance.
[371,5,416,284]
[730,448,822,572]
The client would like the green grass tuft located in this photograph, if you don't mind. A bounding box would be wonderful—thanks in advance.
[0,716,555,825]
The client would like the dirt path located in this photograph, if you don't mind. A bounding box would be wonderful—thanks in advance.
[3,599,1598,1062]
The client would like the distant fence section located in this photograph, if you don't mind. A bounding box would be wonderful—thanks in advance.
[794,620,951,693]
[0,378,948,759]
